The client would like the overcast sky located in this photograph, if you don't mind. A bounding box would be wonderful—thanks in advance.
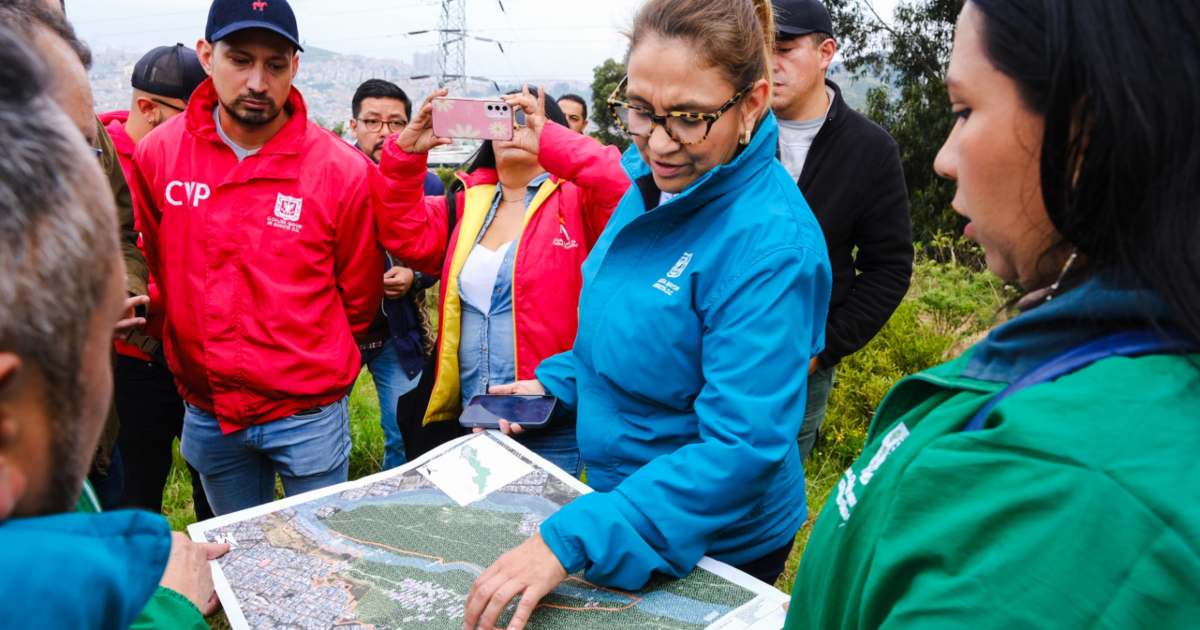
[67,0,897,82]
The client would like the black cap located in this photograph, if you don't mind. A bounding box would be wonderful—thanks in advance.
[131,44,208,102]
[205,0,303,52]
[773,0,834,38]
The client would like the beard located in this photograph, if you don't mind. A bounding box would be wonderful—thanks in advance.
[224,92,283,127]
[41,397,90,514]
[354,138,384,163]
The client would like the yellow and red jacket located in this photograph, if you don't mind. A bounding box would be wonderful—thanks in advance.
[373,122,628,424]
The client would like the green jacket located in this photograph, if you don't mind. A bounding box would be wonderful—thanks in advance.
[786,278,1200,628]
[76,484,209,630]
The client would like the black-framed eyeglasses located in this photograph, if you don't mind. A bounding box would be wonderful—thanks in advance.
[606,75,752,146]
[357,118,408,133]
[150,97,185,113]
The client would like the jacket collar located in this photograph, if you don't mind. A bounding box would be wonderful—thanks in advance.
[100,111,135,159]
[963,274,1178,383]
[822,79,846,130]
[455,166,555,191]
[622,111,782,215]
[793,79,846,186]
[452,166,497,189]
[185,77,309,158]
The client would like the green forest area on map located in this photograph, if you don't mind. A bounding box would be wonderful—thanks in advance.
[199,437,766,630]
[316,499,755,629]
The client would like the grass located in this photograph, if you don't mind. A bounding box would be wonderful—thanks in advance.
[160,258,1009,624]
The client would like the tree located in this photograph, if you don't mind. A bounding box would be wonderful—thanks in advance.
[589,58,631,151]
[827,0,966,256]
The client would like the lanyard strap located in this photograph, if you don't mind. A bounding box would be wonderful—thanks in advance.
[962,330,1197,432]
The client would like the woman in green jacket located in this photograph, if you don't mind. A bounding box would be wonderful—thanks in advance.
[786,1,1200,628]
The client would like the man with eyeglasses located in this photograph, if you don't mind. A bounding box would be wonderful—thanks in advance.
[347,78,443,470]
[99,42,212,521]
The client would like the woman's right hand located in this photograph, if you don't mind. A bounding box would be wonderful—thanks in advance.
[394,87,453,155]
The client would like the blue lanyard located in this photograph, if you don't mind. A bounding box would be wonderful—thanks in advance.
[962,330,1198,432]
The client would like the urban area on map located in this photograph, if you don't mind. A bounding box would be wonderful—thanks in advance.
[189,432,788,630]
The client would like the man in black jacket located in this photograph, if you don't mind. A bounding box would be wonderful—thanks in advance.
[772,0,914,460]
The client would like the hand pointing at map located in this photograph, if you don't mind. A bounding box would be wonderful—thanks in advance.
[464,531,567,630]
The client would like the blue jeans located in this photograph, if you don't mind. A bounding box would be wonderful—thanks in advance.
[181,397,351,516]
[364,345,420,470]
[517,424,581,478]
[798,365,836,461]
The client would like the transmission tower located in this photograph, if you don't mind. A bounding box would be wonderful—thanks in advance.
[410,0,506,93]
[436,0,467,93]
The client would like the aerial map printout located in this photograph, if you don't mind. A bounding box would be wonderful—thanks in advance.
[189,431,789,629]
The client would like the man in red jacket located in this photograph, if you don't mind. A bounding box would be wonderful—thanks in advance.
[101,43,211,520]
[131,0,383,515]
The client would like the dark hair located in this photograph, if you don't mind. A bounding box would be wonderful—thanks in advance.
[352,78,411,119]
[970,0,1200,344]
[628,0,775,91]
[558,93,588,120]
[0,0,92,69]
[0,23,118,512]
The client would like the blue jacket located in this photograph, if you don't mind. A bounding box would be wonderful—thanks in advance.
[0,508,172,628]
[538,112,832,589]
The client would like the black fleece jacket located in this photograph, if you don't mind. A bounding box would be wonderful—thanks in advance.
[795,80,914,367]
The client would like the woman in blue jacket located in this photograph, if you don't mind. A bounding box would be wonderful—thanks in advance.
[463,0,831,628]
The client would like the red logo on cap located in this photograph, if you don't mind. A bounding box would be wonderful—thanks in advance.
[251,1,267,11]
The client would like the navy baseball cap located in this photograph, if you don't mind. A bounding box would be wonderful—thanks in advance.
[773,0,835,38]
[205,0,303,51]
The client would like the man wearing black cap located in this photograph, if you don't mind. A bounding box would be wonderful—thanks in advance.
[132,0,384,515]
[771,0,914,462]
[99,43,213,520]
[111,44,208,153]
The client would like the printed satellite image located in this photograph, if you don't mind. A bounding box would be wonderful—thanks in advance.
[190,433,786,630]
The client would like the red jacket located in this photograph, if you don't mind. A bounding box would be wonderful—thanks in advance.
[132,79,383,432]
[372,122,628,424]
[101,110,164,362]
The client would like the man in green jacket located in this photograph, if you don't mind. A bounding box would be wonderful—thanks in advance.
[0,17,225,630]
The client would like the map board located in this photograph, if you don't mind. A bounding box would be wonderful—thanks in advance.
[189,431,789,629]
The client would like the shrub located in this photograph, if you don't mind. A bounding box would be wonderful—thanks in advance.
[816,257,1009,471]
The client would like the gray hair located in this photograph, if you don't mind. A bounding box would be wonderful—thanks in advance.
[0,23,117,508]
[0,0,91,69]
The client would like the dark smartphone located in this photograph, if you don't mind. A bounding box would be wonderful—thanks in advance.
[134,302,148,319]
[459,395,556,430]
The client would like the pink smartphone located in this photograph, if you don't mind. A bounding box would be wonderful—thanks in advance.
[431,97,514,141]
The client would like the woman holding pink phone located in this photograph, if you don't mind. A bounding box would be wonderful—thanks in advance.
[372,86,629,475]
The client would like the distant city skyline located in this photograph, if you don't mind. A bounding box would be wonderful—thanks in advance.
[67,0,898,84]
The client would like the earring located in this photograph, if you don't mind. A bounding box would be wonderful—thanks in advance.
[1044,248,1079,302]
[739,128,752,146]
